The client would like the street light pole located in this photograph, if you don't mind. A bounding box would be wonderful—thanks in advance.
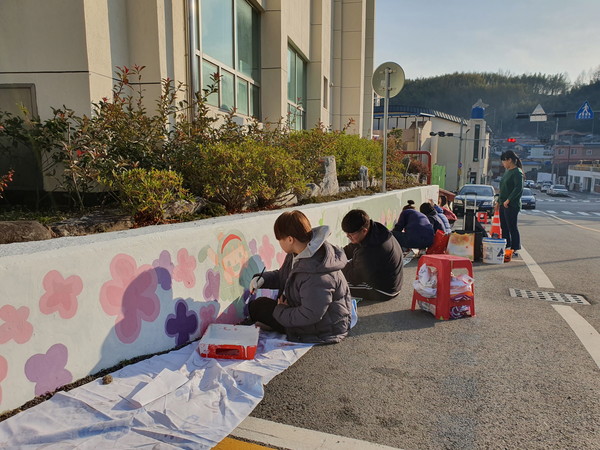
[381,67,391,193]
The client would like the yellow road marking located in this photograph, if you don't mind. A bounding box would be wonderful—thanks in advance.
[214,437,276,449]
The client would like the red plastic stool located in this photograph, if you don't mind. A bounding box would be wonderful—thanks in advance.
[476,212,488,224]
[411,254,475,320]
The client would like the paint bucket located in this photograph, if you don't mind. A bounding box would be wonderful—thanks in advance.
[482,237,506,264]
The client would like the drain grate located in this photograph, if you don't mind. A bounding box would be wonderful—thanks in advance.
[509,288,590,305]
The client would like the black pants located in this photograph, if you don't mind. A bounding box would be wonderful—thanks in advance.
[248,297,286,333]
[499,205,520,251]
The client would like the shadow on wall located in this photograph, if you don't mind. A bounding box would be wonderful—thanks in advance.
[89,232,274,375]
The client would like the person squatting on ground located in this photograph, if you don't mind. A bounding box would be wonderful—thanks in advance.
[438,194,457,225]
[420,201,448,235]
[432,199,453,233]
[340,209,404,302]
[391,200,434,251]
[247,210,352,344]
[498,150,524,257]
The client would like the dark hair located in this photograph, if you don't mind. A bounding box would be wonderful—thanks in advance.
[342,209,370,234]
[419,202,435,215]
[500,150,523,170]
[402,199,416,211]
[439,194,448,207]
[273,210,313,243]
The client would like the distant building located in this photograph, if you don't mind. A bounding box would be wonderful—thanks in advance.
[373,100,491,191]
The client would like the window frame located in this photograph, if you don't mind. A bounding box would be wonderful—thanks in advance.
[287,45,307,130]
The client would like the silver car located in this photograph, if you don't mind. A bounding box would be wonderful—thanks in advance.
[548,184,569,196]
[521,188,536,209]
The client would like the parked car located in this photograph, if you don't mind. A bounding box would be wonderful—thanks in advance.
[452,184,496,217]
[548,184,569,196]
[524,180,535,188]
[540,182,552,193]
[521,188,536,209]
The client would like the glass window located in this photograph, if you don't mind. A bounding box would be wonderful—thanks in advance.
[220,70,235,111]
[250,84,260,118]
[201,0,234,67]
[237,78,248,116]
[197,0,260,116]
[202,59,219,106]
[236,0,260,79]
[287,48,297,103]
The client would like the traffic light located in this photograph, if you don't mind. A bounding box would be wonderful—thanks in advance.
[507,138,517,143]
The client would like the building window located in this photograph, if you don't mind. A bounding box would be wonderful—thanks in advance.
[323,76,328,109]
[558,149,565,155]
[287,46,306,130]
[198,0,260,117]
[472,124,480,162]
[570,148,578,155]
[586,149,593,155]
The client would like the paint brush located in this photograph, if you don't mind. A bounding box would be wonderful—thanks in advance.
[251,267,266,294]
[245,267,266,305]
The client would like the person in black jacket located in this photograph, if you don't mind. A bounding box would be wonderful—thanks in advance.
[341,209,404,302]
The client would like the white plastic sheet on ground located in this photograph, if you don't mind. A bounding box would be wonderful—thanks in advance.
[0,331,313,449]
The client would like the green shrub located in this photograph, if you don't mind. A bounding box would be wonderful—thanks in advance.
[195,140,306,212]
[106,168,193,224]
[330,134,382,181]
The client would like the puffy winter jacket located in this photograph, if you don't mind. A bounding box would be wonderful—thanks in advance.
[260,226,352,344]
[342,220,403,296]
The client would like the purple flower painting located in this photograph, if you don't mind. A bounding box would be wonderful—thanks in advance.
[165,299,199,346]
[39,270,83,319]
[24,343,72,396]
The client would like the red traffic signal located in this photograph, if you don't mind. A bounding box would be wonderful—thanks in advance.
[507,138,517,143]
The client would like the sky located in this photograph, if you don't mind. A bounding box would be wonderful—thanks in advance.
[375,0,600,83]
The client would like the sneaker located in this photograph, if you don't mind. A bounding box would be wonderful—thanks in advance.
[513,251,519,258]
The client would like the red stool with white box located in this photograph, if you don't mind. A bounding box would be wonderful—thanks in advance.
[411,254,475,320]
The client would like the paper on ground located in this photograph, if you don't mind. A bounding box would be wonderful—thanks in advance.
[0,330,313,449]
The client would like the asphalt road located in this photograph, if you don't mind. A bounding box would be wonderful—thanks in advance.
[247,193,600,450]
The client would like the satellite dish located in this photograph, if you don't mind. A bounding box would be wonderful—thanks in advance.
[372,62,405,98]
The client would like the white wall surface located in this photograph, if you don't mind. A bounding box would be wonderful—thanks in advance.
[0,186,437,412]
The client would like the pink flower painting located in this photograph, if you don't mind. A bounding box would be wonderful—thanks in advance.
[39,270,83,319]
[0,305,33,344]
[258,235,276,270]
[173,248,196,288]
[24,344,72,396]
[100,254,160,343]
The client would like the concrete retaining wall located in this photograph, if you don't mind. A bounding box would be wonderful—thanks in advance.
[0,186,437,412]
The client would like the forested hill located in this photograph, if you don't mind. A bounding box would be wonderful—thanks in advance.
[390,71,600,137]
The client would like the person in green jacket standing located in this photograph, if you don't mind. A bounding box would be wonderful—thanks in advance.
[498,150,524,256]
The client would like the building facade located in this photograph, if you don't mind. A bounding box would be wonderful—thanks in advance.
[373,102,491,191]
[0,0,375,190]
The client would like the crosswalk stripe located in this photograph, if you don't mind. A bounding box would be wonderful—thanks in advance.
[593,212,600,216]
[562,211,573,214]
[547,210,557,214]
[578,212,590,216]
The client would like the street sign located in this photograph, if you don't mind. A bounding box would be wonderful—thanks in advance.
[576,101,594,120]
[530,104,547,122]
[372,62,405,98]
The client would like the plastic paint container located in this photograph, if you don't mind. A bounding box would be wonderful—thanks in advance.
[482,237,507,264]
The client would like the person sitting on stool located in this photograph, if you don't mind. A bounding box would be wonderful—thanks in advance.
[341,209,404,302]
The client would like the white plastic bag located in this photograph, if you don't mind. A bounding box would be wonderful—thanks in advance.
[413,264,438,298]
[449,274,474,296]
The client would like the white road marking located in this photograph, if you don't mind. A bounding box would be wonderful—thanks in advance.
[232,417,402,450]
[547,210,557,214]
[519,247,554,289]
[552,305,600,370]
[562,211,574,215]
[593,212,600,216]
[578,211,590,216]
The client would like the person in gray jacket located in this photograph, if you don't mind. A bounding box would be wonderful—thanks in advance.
[247,210,352,344]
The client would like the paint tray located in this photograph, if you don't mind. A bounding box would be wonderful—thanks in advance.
[197,324,259,360]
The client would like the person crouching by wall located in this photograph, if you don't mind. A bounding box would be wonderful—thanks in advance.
[341,209,404,302]
[391,200,434,252]
[420,201,447,234]
[247,210,352,344]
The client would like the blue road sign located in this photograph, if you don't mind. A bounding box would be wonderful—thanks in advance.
[576,101,594,120]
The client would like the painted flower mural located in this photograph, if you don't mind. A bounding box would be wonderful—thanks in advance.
[99,254,160,344]
[0,305,33,344]
[39,270,83,319]
[165,299,199,346]
[152,250,175,291]
[24,343,72,396]
[173,248,196,288]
